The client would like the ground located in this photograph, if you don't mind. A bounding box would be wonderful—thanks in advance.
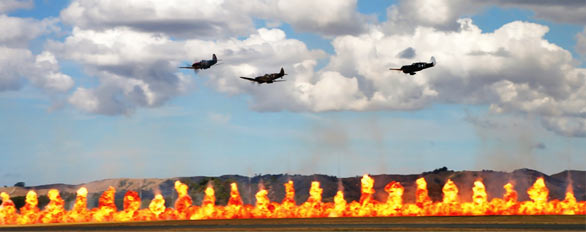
[0,215,585,231]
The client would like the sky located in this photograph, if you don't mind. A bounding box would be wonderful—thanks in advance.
[1,0,585,186]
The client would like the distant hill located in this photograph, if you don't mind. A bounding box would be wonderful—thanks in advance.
[0,168,583,210]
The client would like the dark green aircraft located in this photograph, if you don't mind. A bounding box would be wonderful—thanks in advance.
[240,67,287,84]
[390,56,436,75]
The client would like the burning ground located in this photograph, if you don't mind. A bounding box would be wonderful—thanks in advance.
[1,168,584,209]
[0,167,584,224]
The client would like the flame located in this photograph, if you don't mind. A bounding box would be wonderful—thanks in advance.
[382,181,404,216]
[561,184,577,215]
[437,179,460,215]
[92,186,116,222]
[299,181,324,217]
[521,177,549,215]
[1,175,585,225]
[16,191,39,224]
[0,192,17,224]
[191,184,216,220]
[470,180,488,215]
[252,187,271,218]
[174,181,193,219]
[415,177,432,208]
[357,174,376,216]
[114,190,140,222]
[329,190,347,217]
[225,182,245,219]
[65,187,89,223]
[148,194,166,218]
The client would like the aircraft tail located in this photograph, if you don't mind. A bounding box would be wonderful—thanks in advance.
[279,67,286,77]
[212,54,217,61]
[430,56,436,66]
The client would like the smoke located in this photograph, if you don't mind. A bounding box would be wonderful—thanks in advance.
[295,114,393,177]
[468,112,543,172]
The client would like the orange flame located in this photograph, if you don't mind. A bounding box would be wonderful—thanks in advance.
[225,182,245,219]
[415,177,432,208]
[0,192,17,224]
[439,179,460,215]
[65,187,89,223]
[38,189,65,223]
[148,194,166,218]
[17,191,39,224]
[174,181,193,219]
[382,181,404,216]
[299,181,323,217]
[1,175,585,225]
[470,180,488,215]
[252,187,271,218]
[114,190,140,222]
[92,186,116,222]
[521,177,549,215]
[191,184,216,220]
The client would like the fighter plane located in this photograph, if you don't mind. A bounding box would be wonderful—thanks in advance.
[240,68,287,84]
[390,56,436,75]
[180,54,218,70]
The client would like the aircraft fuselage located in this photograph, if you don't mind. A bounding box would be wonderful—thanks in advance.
[399,62,434,75]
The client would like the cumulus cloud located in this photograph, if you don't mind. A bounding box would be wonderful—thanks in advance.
[382,0,586,34]
[397,47,416,59]
[49,0,586,137]
[60,0,257,39]
[0,14,72,93]
[0,47,73,92]
[0,0,32,13]
[60,0,371,39]
[253,0,371,37]
[319,19,585,137]
[50,26,328,114]
[0,14,58,48]
[48,27,194,115]
[494,0,586,25]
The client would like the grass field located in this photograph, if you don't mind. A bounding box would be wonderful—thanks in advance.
[1,215,585,231]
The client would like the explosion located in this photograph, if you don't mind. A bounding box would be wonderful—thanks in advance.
[0,176,584,225]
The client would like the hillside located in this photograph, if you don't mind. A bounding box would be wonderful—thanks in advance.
[0,168,583,210]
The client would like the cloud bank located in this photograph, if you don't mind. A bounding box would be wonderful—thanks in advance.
[5,0,586,137]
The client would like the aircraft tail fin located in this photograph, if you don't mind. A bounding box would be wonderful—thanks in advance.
[430,56,436,66]
[212,54,217,61]
[280,67,286,77]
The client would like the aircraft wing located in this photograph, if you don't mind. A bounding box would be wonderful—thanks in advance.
[272,80,286,82]
[179,67,196,69]
[240,77,257,82]
[389,68,402,71]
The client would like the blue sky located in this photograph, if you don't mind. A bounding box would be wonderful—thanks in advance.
[1,0,585,186]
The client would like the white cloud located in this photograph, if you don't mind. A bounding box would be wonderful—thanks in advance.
[0,0,32,13]
[60,0,371,38]
[0,14,57,48]
[0,14,72,93]
[50,26,193,114]
[382,0,586,34]
[313,19,585,136]
[60,0,257,39]
[31,52,74,92]
[253,0,370,37]
[495,0,586,25]
[51,0,586,136]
